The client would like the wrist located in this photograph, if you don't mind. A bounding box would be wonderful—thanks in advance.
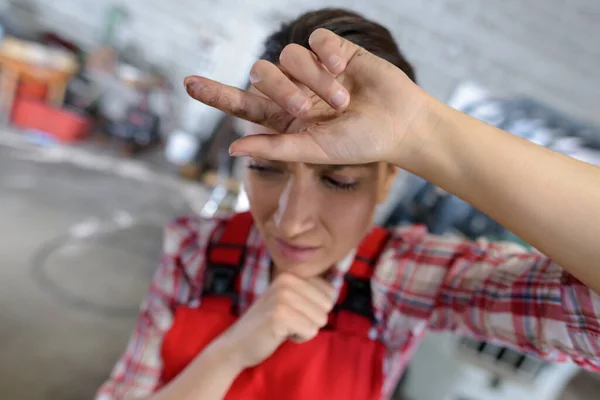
[389,87,442,169]
[200,334,246,376]
[154,334,244,400]
[392,90,463,185]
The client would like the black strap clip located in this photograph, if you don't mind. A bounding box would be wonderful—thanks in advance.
[336,275,375,323]
[203,264,239,298]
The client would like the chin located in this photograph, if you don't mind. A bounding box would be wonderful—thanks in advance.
[271,256,329,278]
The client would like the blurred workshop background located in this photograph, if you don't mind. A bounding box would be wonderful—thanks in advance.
[0,0,599,399]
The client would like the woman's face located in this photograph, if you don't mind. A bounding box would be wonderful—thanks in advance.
[242,88,397,277]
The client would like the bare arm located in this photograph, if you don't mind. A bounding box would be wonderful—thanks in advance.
[149,336,242,400]
[410,102,600,293]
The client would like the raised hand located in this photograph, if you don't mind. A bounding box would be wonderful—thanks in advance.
[184,28,436,168]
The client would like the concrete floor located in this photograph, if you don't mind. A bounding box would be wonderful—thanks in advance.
[0,130,208,399]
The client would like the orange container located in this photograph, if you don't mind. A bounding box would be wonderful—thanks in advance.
[16,80,48,101]
[11,98,90,142]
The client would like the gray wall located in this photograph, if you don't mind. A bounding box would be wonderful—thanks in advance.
[17,0,600,133]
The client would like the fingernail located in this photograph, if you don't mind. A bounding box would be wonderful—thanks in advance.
[229,146,248,157]
[329,55,342,69]
[249,71,261,84]
[184,77,197,94]
[331,89,348,109]
[287,92,310,115]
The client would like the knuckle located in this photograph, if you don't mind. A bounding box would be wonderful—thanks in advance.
[231,96,252,121]
[265,108,291,131]
[270,303,288,325]
[355,48,368,58]
[274,287,292,305]
[268,315,286,338]
[317,313,329,327]
[275,272,296,287]
[307,325,319,338]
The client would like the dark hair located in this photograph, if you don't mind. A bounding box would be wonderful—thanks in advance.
[260,8,416,82]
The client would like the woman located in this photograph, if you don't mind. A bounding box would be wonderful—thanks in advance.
[97,9,600,400]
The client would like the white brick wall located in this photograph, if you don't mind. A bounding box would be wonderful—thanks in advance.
[22,0,600,134]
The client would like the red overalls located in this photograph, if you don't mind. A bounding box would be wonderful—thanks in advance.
[160,212,390,399]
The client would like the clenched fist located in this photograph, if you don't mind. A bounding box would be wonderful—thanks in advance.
[220,273,336,369]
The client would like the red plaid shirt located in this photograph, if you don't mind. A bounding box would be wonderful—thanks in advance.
[96,214,600,399]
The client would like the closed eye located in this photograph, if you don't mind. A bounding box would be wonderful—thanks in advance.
[248,162,359,191]
[321,176,359,191]
[247,163,284,175]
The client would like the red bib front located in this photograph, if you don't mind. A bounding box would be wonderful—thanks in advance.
[160,213,390,400]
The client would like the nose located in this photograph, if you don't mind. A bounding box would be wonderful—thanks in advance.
[273,175,318,239]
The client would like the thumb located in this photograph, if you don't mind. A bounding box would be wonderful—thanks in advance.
[229,133,330,164]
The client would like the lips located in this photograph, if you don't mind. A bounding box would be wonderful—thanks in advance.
[275,238,320,262]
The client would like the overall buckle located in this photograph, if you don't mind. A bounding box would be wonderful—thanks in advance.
[203,264,239,298]
[336,275,375,323]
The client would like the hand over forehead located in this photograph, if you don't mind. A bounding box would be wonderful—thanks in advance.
[184,28,417,166]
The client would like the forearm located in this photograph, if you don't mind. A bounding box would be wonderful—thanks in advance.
[407,97,600,293]
[151,336,243,400]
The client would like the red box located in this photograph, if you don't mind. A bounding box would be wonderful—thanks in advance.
[11,98,91,142]
[16,80,48,101]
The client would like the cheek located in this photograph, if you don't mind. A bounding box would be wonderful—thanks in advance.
[243,172,280,225]
[324,188,379,248]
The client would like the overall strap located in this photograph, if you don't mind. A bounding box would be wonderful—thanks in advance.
[333,226,390,336]
[202,212,254,313]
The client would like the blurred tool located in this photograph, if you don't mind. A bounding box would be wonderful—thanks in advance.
[109,88,161,156]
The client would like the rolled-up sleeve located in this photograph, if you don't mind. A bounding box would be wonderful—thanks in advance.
[378,227,600,371]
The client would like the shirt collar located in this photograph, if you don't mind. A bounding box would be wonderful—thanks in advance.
[327,249,356,302]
